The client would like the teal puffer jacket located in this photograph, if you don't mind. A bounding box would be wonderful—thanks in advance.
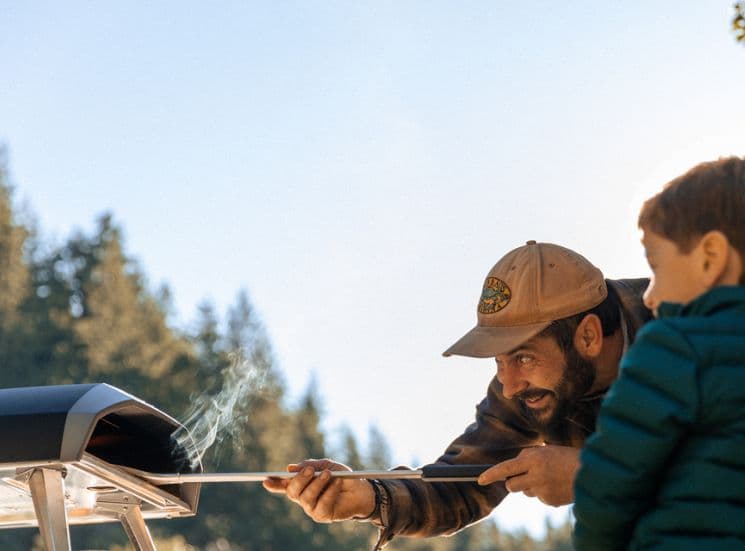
[573,286,745,551]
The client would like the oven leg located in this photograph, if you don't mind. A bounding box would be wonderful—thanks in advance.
[120,504,157,551]
[28,468,71,551]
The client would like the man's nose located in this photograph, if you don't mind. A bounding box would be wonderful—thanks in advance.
[497,364,528,399]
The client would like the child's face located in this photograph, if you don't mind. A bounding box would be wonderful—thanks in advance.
[641,229,709,316]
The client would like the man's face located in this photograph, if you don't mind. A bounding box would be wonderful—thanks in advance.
[495,334,595,430]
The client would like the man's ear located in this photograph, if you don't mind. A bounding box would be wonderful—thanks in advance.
[573,314,603,359]
[698,231,731,287]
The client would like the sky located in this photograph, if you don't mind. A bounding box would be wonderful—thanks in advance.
[2,0,744,537]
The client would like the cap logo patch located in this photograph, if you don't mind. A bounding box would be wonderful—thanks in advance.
[478,277,511,314]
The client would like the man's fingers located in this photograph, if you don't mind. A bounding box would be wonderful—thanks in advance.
[264,462,323,495]
[285,467,316,500]
[297,469,333,514]
[478,457,527,485]
[312,475,344,522]
[262,478,289,493]
[295,458,347,472]
[503,472,530,493]
[264,458,363,523]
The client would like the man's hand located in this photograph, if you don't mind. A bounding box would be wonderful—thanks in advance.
[262,459,376,523]
[477,445,579,506]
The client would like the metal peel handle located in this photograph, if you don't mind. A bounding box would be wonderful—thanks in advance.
[126,464,493,485]
[420,464,492,481]
[135,469,422,485]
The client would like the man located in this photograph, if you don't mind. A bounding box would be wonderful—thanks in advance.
[264,241,651,549]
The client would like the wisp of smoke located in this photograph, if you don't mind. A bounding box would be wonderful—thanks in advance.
[171,349,269,471]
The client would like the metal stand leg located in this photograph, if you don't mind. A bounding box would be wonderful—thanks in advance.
[28,468,71,551]
[120,504,157,551]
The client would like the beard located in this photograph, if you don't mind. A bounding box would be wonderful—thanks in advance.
[518,346,596,434]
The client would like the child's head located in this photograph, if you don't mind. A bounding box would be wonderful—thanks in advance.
[638,156,745,314]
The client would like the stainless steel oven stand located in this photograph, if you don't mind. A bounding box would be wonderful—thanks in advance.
[28,467,157,551]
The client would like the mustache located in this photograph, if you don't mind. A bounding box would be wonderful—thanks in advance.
[514,388,553,402]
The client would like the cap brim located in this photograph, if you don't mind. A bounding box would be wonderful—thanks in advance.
[442,320,552,358]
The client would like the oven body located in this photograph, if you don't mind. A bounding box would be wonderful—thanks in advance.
[0,384,202,550]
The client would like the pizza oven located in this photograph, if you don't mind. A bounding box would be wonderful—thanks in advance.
[0,383,201,551]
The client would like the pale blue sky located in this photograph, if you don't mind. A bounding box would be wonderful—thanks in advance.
[2,1,744,535]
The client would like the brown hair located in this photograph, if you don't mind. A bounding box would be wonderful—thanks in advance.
[638,156,745,284]
[539,282,621,352]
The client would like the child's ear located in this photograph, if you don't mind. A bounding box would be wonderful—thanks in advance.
[699,230,732,287]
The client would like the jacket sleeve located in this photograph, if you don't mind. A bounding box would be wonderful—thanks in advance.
[573,321,699,551]
[372,375,542,547]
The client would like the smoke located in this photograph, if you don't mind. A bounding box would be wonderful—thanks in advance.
[171,348,270,471]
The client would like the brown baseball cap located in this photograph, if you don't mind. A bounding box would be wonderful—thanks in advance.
[443,241,607,358]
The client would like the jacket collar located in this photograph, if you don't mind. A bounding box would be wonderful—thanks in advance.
[657,285,745,319]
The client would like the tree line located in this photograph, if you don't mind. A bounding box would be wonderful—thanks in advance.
[0,147,572,550]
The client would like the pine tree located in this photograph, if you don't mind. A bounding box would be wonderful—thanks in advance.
[339,424,364,471]
[19,229,91,385]
[295,376,326,459]
[73,215,192,383]
[366,425,392,469]
[0,148,32,385]
[0,148,30,329]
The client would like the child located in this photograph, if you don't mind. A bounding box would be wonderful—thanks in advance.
[573,156,745,551]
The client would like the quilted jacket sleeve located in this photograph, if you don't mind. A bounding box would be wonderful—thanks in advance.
[573,320,699,551]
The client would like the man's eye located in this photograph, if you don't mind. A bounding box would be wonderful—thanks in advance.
[517,355,533,365]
